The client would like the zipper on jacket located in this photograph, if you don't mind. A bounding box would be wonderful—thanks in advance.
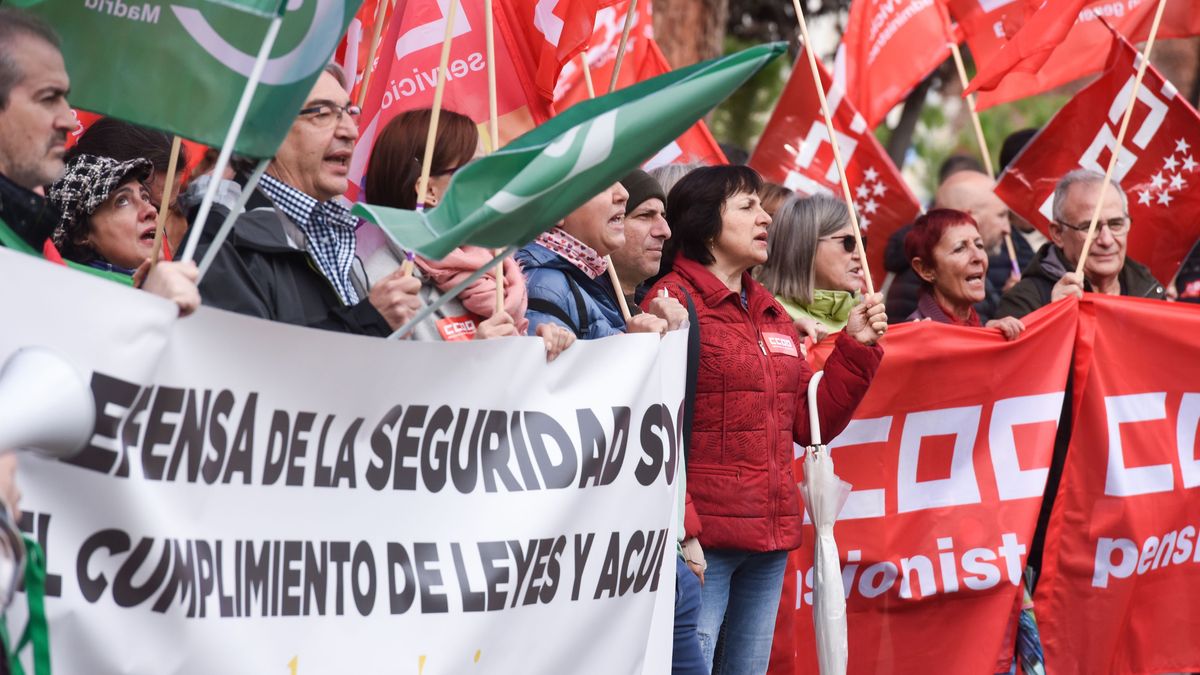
[737,297,780,551]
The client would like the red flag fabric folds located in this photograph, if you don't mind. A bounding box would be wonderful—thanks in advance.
[962,0,1089,96]
[554,0,726,166]
[498,0,611,100]
[749,47,921,285]
[946,0,1200,109]
[840,0,954,128]
[995,34,1200,285]
[347,0,552,200]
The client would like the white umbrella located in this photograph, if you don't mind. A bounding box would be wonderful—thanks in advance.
[798,370,852,675]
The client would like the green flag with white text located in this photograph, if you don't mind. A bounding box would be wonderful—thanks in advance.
[352,43,786,260]
[11,0,361,157]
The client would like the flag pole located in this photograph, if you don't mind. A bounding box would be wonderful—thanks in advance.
[415,0,459,211]
[949,40,1020,277]
[355,0,392,108]
[577,47,632,320]
[179,13,284,264]
[1075,0,1167,277]
[148,135,182,271]
[608,0,638,93]
[485,0,505,315]
[195,159,270,281]
[579,52,596,99]
[790,0,874,295]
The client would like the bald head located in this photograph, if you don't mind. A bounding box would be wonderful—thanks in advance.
[934,170,1011,254]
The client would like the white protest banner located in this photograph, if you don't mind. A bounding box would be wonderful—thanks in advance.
[0,249,682,674]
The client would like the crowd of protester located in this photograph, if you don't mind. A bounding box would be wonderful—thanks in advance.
[1,7,1197,674]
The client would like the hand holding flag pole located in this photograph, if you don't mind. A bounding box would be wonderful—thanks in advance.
[147,135,183,271]
[1076,0,1167,277]
[790,0,874,296]
[415,0,460,212]
[947,36,1020,278]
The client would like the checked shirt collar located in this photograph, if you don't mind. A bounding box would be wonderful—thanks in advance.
[259,173,360,305]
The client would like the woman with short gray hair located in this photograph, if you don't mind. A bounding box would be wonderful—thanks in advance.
[756,193,865,334]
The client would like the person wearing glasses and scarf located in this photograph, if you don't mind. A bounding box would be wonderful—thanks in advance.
[756,194,866,344]
[998,169,1165,319]
[190,63,422,336]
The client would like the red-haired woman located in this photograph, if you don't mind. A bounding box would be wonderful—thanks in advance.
[905,209,1025,340]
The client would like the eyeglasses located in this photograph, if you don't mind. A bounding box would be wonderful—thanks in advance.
[1055,216,1130,235]
[821,234,865,253]
[297,102,361,128]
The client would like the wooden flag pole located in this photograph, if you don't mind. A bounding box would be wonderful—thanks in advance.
[790,0,874,295]
[355,0,392,108]
[148,135,182,271]
[1075,0,1167,277]
[608,0,638,93]
[577,48,631,319]
[485,0,505,315]
[415,0,459,211]
[949,40,1020,276]
[579,52,597,99]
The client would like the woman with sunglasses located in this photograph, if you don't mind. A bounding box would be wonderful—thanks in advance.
[361,108,575,359]
[905,209,1025,340]
[757,194,866,342]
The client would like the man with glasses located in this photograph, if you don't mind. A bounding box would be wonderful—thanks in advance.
[998,169,1165,318]
[193,63,421,336]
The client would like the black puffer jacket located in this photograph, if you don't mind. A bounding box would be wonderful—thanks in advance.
[190,188,391,336]
[996,243,1166,318]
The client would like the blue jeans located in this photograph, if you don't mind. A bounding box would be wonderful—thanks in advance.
[673,555,707,674]
[697,549,788,675]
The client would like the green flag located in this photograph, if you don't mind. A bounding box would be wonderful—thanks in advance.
[352,43,786,260]
[15,0,361,157]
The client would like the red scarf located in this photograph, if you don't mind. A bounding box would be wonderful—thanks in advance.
[534,227,607,279]
[415,246,530,333]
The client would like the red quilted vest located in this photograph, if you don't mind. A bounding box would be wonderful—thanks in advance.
[646,257,881,552]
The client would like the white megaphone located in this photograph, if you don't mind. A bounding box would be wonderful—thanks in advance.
[0,346,95,460]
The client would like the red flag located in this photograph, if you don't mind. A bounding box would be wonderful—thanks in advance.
[962,0,1089,95]
[347,0,552,201]
[839,0,954,128]
[995,33,1200,285]
[554,0,726,166]
[748,48,922,286]
[946,0,1200,109]
[779,299,1076,674]
[498,0,613,100]
[334,0,393,103]
[1036,295,1200,675]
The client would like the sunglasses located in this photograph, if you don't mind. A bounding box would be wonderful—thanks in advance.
[821,234,865,253]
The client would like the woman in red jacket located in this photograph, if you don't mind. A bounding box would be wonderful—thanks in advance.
[644,166,886,674]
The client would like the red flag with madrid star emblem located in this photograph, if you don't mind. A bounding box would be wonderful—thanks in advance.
[749,45,922,285]
[944,0,1200,110]
[553,0,726,166]
[995,32,1200,285]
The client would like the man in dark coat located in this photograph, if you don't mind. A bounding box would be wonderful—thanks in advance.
[191,64,420,336]
[997,169,1165,318]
